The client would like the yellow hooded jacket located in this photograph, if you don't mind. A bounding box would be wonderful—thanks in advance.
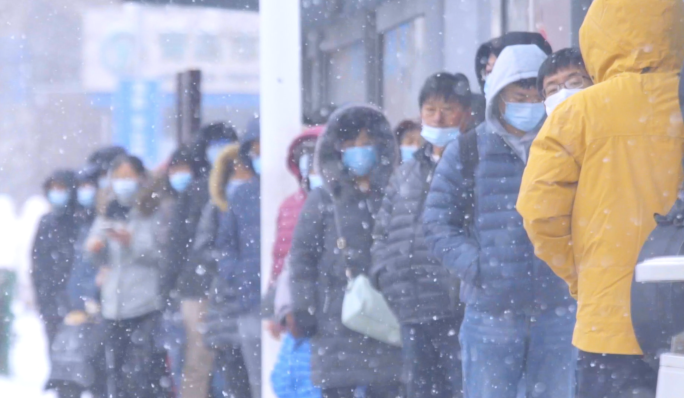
[517,0,684,355]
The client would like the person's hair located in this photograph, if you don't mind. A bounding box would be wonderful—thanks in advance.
[419,72,472,109]
[536,47,586,96]
[109,154,147,178]
[394,119,421,144]
[169,145,201,177]
[475,32,553,90]
[510,78,538,90]
[200,122,238,145]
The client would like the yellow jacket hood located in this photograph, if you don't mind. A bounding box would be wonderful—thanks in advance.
[580,0,684,83]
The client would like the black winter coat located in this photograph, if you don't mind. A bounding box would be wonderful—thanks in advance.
[370,146,462,325]
[289,105,402,389]
[32,212,80,324]
[166,177,211,299]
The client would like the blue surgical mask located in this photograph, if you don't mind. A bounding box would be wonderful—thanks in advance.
[420,125,461,147]
[77,186,97,208]
[299,154,311,178]
[400,146,418,162]
[225,180,246,199]
[98,177,110,190]
[342,146,377,177]
[308,174,323,190]
[206,141,230,165]
[251,156,261,175]
[169,172,193,193]
[48,190,70,208]
[112,178,139,207]
[503,101,546,132]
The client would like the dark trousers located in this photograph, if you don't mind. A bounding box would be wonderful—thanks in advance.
[322,384,402,398]
[401,317,462,398]
[215,346,252,398]
[105,312,169,398]
[577,351,657,398]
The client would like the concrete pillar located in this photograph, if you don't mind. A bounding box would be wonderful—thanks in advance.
[443,0,492,92]
[259,1,302,398]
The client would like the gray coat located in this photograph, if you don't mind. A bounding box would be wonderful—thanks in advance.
[87,208,164,320]
[289,105,402,388]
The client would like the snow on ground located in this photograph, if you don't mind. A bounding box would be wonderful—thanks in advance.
[0,301,55,398]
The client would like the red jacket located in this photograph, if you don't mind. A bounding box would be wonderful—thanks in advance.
[270,126,323,282]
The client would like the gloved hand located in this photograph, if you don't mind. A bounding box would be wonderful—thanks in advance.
[291,310,317,339]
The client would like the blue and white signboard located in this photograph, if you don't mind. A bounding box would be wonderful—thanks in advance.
[113,80,162,167]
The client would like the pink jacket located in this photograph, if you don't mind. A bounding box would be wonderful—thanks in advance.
[270,126,323,282]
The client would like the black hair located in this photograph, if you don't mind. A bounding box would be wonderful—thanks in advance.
[169,145,201,177]
[536,47,587,96]
[475,32,553,91]
[393,119,421,144]
[511,78,538,90]
[109,154,147,178]
[419,72,472,109]
[199,122,238,146]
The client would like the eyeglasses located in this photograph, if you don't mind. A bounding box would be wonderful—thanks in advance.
[543,74,592,98]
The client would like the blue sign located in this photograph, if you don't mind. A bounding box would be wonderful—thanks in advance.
[113,80,162,166]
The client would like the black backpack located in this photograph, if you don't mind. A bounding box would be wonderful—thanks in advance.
[630,63,684,370]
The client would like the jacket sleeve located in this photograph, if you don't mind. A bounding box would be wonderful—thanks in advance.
[370,168,400,288]
[423,142,480,283]
[271,200,289,284]
[288,189,325,314]
[190,202,219,274]
[517,110,584,298]
[216,206,240,282]
[31,216,50,294]
[129,212,165,267]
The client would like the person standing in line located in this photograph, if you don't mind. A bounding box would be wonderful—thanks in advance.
[289,105,403,398]
[215,118,262,398]
[371,72,476,398]
[517,1,684,396]
[195,142,253,398]
[394,120,423,164]
[32,170,80,346]
[85,155,169,398]
[423,45,576,398]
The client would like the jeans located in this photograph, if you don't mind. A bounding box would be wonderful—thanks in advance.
[401,317,462,398]
[238,311,262,398]
[105,312,170,398]
[215,346,252,398]
[576,351,657,398]
[181,299,216,398]
[460,306,576,398]
[321,384,402,398]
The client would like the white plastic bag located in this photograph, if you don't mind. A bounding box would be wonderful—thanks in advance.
[341,274,402,347]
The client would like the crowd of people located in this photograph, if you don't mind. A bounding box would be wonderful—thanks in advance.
[28,1,684,398]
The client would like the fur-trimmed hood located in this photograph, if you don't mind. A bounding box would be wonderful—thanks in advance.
[316,105,397,199]
[209,143,241,211]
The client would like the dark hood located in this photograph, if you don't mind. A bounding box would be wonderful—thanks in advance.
[240,117,261,171]
[316,105,397,198]
[287,125,323,180]
[43,169,78,216]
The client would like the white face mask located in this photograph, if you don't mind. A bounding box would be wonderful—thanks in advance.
[544,88,583,116]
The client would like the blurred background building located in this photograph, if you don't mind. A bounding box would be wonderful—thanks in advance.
[0,0,592,201]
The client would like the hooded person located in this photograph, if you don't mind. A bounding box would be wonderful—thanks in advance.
[423,45,576,398]
[475,31,553,93]
[288,105,403,397]
[517,1,684,396]
[270,126,323,285]
[214,117,262,398]
[32,169,80,345]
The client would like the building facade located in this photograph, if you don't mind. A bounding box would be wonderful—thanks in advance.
[301,0,593,124]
